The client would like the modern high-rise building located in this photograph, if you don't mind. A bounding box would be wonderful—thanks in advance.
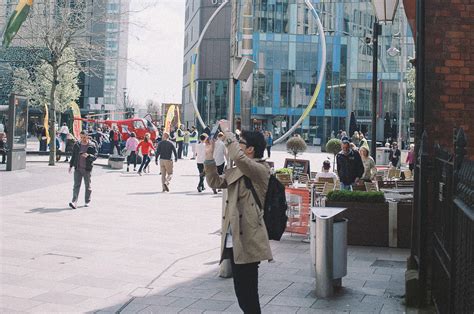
[0,0,129,113]
[183,0,414,146]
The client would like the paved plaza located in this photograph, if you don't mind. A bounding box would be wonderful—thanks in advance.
[0,146,416,313]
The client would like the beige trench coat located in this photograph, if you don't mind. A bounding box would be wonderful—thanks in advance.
[204,132,273,264]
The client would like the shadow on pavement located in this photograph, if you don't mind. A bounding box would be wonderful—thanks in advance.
[26,207,73,214]
[92,237,411,314]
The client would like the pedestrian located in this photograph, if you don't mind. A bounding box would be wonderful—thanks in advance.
[265,131,273,158]
[203,125,211,137]
[389,142,401,168]
[204,121,272,314]
[68,130,97,209]
[176,125,185,159]
[336,137,364,190]
[155,132,178,192]
[189,126,198,159]
[352,131,360,147]
[0,132,7,164]
[358,132,369,150]
[109,126,122,155]
[136,133,154,176]
[39,126,47,151]
[196,133,208,192]
[406,144,415,172]
[59,122,69,149]
[183,128,190,158]
[359,146,376,182]
[212,132,226,194]
[125,132,139,172]
[315,160,338,182]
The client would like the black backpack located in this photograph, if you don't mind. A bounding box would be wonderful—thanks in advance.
[244,175,288,241]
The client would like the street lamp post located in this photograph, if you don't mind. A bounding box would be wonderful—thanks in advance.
[370,0,399,159]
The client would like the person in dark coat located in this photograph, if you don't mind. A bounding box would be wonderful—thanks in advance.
[336,137,364,190]
[388,142,401,168]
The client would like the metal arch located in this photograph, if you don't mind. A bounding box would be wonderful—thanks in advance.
[274,0,327,144]
[190,0,229,128]
[189,0,327,137]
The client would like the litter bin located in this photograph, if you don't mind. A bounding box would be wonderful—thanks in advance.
[310,207,348,298]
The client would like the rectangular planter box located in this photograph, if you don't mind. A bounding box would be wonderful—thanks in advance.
[327,201,412,248]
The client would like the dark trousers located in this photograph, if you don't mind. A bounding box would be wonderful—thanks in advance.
[409,163,414,172]
[225,248,261,314]
[217,163,225,175]
[266,146,271,158]
[39,139,47,151]
[138,154,150,173]
[177,141,183,159]
[197,163,205,189]
[127,151,137,168]
[72,170,91,203]
[0,150,6,163]
[111,141,121,155]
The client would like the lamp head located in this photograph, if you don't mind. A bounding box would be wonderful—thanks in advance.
[371,0,399,23]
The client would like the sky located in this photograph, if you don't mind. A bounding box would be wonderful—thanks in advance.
[127,0,185,107]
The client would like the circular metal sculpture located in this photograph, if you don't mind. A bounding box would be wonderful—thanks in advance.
[190,0,327,139]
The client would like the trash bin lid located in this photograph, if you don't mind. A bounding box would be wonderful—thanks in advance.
[311,207,347,219]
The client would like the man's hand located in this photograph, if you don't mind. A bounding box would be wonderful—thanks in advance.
[218,119,230,132]
[205,138,215,160]
[81,153,88,158]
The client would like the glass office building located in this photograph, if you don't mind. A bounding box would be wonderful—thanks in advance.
[183,0,414,146]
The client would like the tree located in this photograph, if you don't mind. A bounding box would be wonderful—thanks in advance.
[13,47,80,118]
[286,136,307,159]
[325,138,341,170]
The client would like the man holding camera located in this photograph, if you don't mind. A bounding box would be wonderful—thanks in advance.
[204,120,272,314]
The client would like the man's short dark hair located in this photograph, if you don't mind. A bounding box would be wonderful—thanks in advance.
[80,130,87,135]
[241,130,266,158]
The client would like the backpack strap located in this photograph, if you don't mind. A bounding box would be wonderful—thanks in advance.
[243,176,263,210]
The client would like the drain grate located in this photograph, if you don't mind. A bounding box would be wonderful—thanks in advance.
[370,259,405,268]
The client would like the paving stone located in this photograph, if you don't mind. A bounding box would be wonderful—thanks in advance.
[168,297,200,308]
[61,275,128,290]
[28,302,84,313]
[262,304,300,313]
[119,302,150,314]
[0,284,48,298]
[137,305,182,314]
[296,308,347,314]
[268,295,317,308]
[0,295,44,311]
[132,295,180,306]
[187,299,234,311]
[167,288,218,299]
[209,291,237,302]
[32,291,89,305]
[69,286,123,299]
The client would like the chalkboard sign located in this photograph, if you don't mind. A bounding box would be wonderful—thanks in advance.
[284,158,310,178]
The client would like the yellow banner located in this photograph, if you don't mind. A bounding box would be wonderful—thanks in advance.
[164,105,175,133]
[43,104,50,144]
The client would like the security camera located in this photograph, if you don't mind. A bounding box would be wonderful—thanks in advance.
[365,37,371,44]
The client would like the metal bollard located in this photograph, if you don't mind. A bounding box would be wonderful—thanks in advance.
[315,214,334,297]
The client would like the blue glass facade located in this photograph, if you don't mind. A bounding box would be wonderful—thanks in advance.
[232,0,413,145]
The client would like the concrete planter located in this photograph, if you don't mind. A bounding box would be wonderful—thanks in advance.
[108,155,125,169]
[327,201,412,248]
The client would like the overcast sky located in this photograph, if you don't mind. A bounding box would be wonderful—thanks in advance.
[127,0,185,106]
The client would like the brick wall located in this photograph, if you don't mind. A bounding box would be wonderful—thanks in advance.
[424,1,474,158]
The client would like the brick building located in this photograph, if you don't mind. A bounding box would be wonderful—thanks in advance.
[404,0,473,312]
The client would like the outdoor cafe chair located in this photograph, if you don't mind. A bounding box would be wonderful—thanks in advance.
[403,169,413,180]
[317,177,336,184]
[276,173,293,186]
[396,180,415,188]
[387,168,401,180]
[365,181,378,192]
[352,183,367,191]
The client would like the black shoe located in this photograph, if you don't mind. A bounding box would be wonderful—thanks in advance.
[69,202,77,209]
[197,186,202,193]
[127,167,129,172]
[213,189,217,194]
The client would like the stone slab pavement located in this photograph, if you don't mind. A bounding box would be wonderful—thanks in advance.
[1,147,424,313]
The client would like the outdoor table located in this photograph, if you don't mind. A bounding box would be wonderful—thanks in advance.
[380,187,414,194]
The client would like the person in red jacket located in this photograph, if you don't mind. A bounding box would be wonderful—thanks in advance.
[136,133,154,176]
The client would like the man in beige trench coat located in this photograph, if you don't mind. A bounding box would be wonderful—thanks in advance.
[204,120,272,314]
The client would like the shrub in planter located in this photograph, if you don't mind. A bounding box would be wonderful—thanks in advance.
[275,168,293,176]
[327,190,388,247]
[327,190,385,203]
[325,138,342,168]
[286,137,307,159]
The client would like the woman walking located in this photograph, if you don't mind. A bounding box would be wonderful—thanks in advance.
[265,131,273,158]
[125,132,139,172]
[359,146,376,181]
[136,133,154,176]
[406,144,415,172]
[196,133,208,192]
